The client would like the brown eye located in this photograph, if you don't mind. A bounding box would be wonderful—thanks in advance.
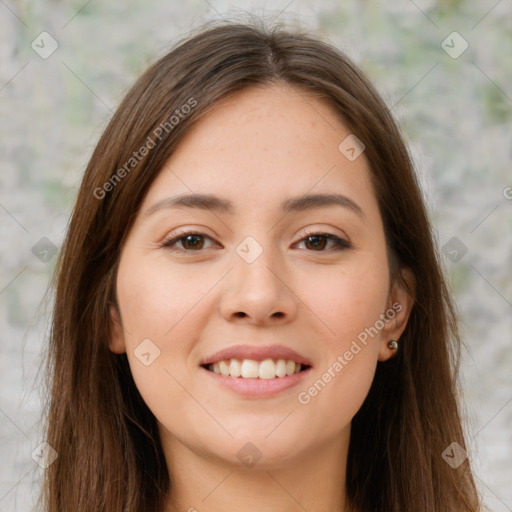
[162,232,219,252]
[296,232,351,251]
[181,234,205,250]
[304,234,328,250]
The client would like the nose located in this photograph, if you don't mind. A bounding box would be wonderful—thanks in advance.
[219,244,299,326]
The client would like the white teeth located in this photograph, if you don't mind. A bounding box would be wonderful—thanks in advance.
[258,359,276,380]
[275,359,287,377]
[241,359,259,378]
[219,360,230,377]
[229,358,241,377]
[208,358,304,379]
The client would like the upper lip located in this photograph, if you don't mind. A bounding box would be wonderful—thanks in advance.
[200,344,312,367]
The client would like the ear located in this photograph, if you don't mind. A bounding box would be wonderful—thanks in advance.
[378,268,415,362]
[109,303,127,354]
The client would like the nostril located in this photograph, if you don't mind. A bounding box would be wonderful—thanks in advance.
[235,312,247,318]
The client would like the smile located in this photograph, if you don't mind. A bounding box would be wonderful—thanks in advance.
[204,358,310,379]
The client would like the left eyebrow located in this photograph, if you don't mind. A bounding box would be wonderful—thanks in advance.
[280,193,365,219]
[143,192,365,219]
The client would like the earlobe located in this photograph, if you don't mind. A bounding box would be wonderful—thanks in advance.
[378,268,415,362]
[108,303,127,354]
[378,338,400,362]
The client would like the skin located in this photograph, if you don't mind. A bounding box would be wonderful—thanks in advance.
[109,83,414,512]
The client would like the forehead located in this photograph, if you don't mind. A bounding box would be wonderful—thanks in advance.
[140,83,378,220]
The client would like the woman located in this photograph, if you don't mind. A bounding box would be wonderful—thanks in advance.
[42,19,481,512]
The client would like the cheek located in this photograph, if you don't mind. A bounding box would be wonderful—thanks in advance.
[115,255,213,403]
[294,254,388,427]
[296,352,376,444]
[115,255,214,434]
[303,253,390,348]
[116,254,219,341]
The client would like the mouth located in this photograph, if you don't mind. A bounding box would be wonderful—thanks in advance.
[202,358,312,380]
[199,344,313,396]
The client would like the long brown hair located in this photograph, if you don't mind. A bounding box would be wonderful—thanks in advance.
[42,18,481,512]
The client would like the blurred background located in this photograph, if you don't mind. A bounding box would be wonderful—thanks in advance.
[0,0,511,510]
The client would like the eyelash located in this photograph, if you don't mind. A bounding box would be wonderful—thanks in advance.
[160,230,351,253]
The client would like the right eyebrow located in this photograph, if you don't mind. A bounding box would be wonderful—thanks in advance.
[144,193,234,217]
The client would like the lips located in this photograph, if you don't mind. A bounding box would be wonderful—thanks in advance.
[200,344,312,367]
[200,344,312,381]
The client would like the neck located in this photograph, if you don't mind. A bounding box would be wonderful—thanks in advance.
[161,430,350,512]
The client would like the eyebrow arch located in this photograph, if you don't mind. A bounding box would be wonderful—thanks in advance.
[144,192,365,219]
[281,192,365,218]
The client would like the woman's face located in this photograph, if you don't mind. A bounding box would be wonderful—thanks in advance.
[110,83,412,469]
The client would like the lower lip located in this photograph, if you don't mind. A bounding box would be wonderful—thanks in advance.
[200,366,312,397]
